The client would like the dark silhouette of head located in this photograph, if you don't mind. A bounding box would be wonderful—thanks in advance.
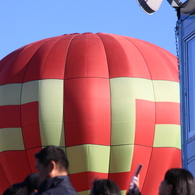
[35,145,69,172]
[35,146,69,182]
[91,179,121,195]
[3,185,25,195]
[7,173,39,195]
[164,168,195,195]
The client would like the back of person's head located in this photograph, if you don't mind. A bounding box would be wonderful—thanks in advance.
[3,185,24,195]
[164,168,195,195]
[8,173,39,195]
[34,146,69,172]
[91,179,121,195]
[22,173,39,194]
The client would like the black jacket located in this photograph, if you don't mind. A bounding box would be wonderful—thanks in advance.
[37,176,78,195]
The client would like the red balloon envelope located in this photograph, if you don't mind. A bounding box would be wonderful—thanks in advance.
[0,33,181,195]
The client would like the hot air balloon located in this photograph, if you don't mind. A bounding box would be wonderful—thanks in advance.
[0,33,181,195]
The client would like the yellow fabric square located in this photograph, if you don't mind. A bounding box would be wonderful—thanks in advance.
[153,124,181,149]
[39,79,63,101]
[111,121,135,145]
[153,81,180,102]
[67,144,110,174]
[39,100,63,123]
[40,123,65,147]
[21,81,39,104]
[110,77,154,101]
[109,145,134,173]
[111,98,136,122]
[0,128,24,152]
[38,79,65,147]
[0,84,22,106]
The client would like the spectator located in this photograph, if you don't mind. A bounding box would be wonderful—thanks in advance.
[128,168,195,195]
[159,168,195,195]
[13,173,39,195]
[90,179,121,195]
[34,146,78,195]
[3,185,26,195]
[3,173,39,195]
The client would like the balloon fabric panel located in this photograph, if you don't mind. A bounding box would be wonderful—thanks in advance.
[0,106,21,128]
[39,36,73,80]
[152,81,180,102]
[153,124,181,148]
[38,79,64,147]
[142,147,181,195]
[23,41,61,81]
[123,37,179,82]
[0,128,24,151]
[64,34,109,79]
[0,41,46,84]
[22,124,41,150]
[21,102,39,127]
[127,145,152,191]
[135,99,155,147]
[0,151,31,183]
[155,102,180,124]
[98,34,151,79]
[0,84,21,106]
[64,78,110,146]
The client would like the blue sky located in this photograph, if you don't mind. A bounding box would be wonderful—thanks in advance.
[0,0,178,60]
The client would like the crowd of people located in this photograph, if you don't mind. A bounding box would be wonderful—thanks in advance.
[3,146,195,195]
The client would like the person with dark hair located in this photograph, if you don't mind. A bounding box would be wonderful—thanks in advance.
[90,179,121,195]
[3,173,39,195]
[159,168,195,195]
[128,168,195,195]
[12,173,39,195]
[34,145,78,195]
[3,185,25,195]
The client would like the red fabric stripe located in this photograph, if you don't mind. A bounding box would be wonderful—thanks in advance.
[22,125,41,150]
[39,36,72,80]
[21,102,39,127]
[108,172,132,191]
[21,102,42,149]
[128,145,153,191]
[69,172,108,192]
[65,98,110,146]
[0,40,48,84]
[142,147,181,195]
[23,40,60,81]
[0,163,11,195]
[135,100,155,146]
[0,105,21,128]
[65,121,110,146]
[123,37,179,82]
[98,34,151,79]
[0,49,24,84]
[0,151,31,184]
[64,34,109,79]
[25,147,42,173]
[156,102,180,125]
[64,78,111,146]
[99,34,155,79]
